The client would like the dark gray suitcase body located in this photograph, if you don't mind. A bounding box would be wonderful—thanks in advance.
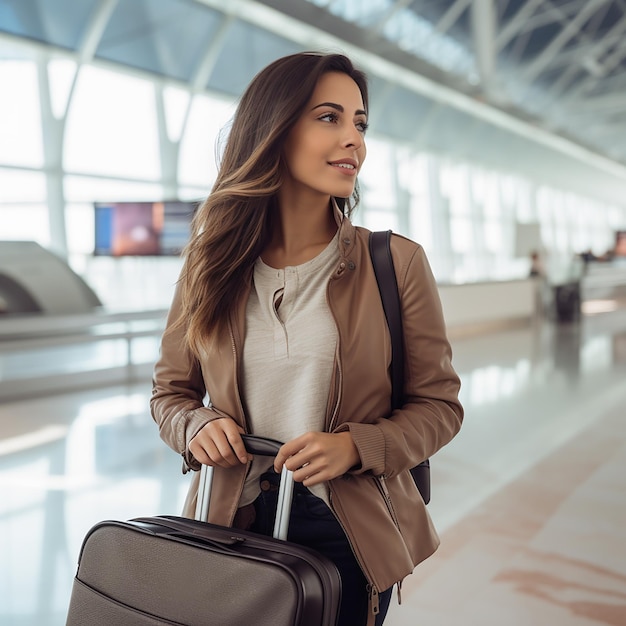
[66,436,341,625]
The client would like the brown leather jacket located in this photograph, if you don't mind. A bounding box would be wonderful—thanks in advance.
[151,211,463,597]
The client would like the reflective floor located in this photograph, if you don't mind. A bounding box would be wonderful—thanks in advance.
[1,306,626,625]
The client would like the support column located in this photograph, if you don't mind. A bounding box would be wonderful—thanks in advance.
[155,85,180,200]
[37,53,67,258]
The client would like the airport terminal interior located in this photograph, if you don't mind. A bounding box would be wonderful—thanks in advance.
[2,1,626,624]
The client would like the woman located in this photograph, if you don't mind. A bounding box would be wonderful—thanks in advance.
[151,51,463,625]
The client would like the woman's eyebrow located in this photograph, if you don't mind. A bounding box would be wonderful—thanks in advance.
[311,102,367,116]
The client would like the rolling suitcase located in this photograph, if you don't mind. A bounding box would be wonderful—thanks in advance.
[66,435,342,625]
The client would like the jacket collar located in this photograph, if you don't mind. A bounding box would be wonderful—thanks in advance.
[332,197,357,260]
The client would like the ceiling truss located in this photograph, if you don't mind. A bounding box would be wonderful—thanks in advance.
[1,0,626,205]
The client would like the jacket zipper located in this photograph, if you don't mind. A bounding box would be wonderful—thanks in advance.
[327,257,383,622]
[327,361,342,432]
[326,261,344,433]
[324,316,380,617]
[367,584,380,618]
[375,475,401,530]
[329,489,381,621]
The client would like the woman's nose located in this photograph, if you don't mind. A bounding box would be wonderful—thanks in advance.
[342,125,363,149]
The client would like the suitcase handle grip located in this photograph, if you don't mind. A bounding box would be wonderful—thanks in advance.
[240,434,283,457]
[195,434,294,541]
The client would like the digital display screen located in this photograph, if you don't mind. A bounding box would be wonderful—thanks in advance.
[615,231,626,257]
[94,201,198,256]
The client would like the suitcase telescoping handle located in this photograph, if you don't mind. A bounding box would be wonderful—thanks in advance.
[195,435,294,540]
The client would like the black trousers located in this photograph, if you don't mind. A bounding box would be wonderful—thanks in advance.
[250,471,392,626]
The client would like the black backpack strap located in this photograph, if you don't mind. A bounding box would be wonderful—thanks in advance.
[368,230,404,411]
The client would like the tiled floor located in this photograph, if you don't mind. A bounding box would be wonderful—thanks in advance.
[1,306,626,625]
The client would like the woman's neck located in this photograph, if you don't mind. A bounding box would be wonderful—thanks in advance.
[262,195,337,269]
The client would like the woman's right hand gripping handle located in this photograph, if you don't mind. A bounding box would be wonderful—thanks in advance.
[188,418,252,468]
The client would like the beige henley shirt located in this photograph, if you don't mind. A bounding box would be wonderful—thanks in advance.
[240,232,340,506]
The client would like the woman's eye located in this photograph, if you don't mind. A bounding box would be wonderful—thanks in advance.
[319,112,339,123]
[318,112,368,133]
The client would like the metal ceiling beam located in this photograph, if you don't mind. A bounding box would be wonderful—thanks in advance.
[539,12,626,108]
[495,0,544,52]
[506,0,607,101]
[372,0,413,35]
[585,38,626,77]
[189,14,235,91]
[471,0,496,91]
[539,32,624,71]
[600,34,626,75]
[5,0,626,191]
[192,0,626,183]
[568,85,626,117]
[522,0,614,70]
[405,0,472,59]
[560,18,626,102]
[585,0,614,38]
[565,91,626,114]
[77,0,120,64]
[569,67,626,101]
[172,12,236,175]
[517,0,588,34]
[435,0,472,36]
[521,0,610,84]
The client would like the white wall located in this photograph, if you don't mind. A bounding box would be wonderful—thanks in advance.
[439,279,536,332]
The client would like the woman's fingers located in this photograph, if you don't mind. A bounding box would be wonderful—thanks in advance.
[274,432,359,486]
[189,418,251,467]
[191,425,360,479]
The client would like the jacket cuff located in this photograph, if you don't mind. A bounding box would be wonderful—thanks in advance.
[179,410,223,473]
[334,422,385,475]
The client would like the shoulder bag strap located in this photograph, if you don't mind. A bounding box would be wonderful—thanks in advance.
[368,230,432,504]
[368,230,404,411]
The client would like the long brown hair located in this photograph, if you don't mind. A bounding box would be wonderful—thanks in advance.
[178,52,369,355]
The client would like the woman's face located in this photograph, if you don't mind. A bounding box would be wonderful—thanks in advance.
[282,71,367,203]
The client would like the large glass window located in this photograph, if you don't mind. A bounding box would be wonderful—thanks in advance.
[0,168,47,202]
[0,168,48,244]
[358,136,398,232]
[0,204,50,245]
[48,58,77,119]
[401,152,432,250]
[163,86,190,143]
[0,61,43,167]
[64,67,160,180]
[2,44,626,299]
[64,176,164,203]
[178,95,235,189]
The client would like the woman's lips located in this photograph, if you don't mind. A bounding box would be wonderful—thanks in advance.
[328,159,358,175]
